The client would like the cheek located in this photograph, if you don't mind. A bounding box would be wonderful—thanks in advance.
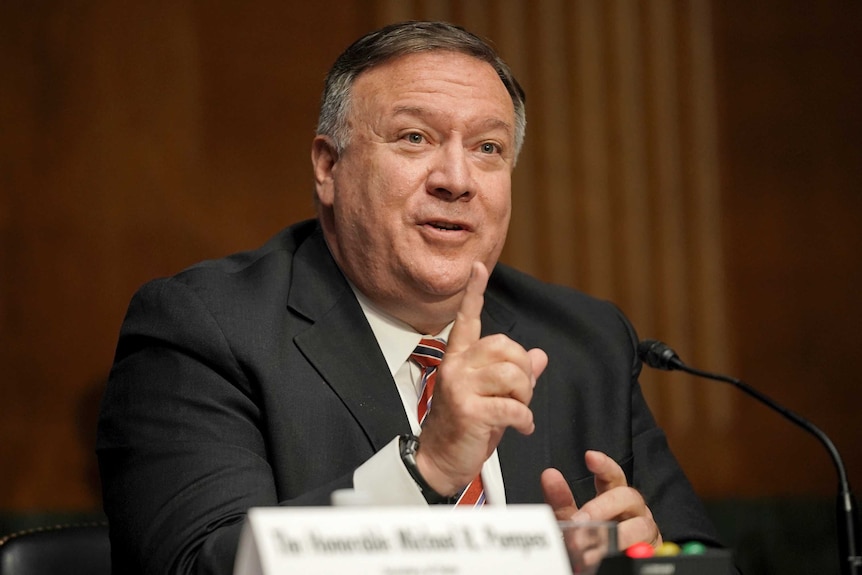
[336,179,401,244]
[485,183,512,225]
[481,187,512,254]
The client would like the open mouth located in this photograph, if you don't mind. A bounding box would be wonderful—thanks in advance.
[428,221,464,231]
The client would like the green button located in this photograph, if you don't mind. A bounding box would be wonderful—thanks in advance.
[681,541,708,555]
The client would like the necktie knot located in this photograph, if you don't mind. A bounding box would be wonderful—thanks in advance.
[410,338,446,369]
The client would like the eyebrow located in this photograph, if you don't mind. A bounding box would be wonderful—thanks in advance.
[391,105,513,137]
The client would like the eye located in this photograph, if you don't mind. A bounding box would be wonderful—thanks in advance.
[480,142,501,154]
[404,132,425,144]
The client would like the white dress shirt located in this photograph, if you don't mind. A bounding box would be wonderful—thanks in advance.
[349,287,506,506]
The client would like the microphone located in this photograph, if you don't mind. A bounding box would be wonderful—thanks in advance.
[637,339,861,575]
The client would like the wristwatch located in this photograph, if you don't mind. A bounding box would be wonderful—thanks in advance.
[398,434,459,504]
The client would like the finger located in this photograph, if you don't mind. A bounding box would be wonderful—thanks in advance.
[541,468,579,521]
[578,547,611,570]
[572,485,647,524]
[527,348,548,386]
[572,451,663,549]
[480,395,535,435]
[585,450,628,494]
[447,261,489,354]
[617,511,663,550]
[468,359,533,403]
[451,337,543,401]
[566,524,615,571]
[569,451,636,523]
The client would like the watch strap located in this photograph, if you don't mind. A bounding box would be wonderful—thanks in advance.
[398,434,458,505]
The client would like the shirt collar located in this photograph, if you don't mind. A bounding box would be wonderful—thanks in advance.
[350,284,453,377]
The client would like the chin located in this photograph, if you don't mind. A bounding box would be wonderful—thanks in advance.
[414,276,471,302]
[420,257,473,282]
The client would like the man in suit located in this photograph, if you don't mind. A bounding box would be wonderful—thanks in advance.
[97,21,725,575]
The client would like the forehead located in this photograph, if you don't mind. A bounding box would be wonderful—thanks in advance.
[350,51,515,126]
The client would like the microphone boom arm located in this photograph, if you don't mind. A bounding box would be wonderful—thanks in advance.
[637,339,861,575]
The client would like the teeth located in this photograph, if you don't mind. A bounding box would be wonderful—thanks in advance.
[431,222,461,230]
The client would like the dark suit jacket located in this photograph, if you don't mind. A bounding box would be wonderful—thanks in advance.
[97,219,723,575]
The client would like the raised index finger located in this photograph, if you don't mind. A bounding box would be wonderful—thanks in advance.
[447,261,489,354]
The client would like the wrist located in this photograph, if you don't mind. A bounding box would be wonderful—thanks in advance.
[398,434,459,504]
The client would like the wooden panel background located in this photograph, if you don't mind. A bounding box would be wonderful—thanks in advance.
[1,0,859,512]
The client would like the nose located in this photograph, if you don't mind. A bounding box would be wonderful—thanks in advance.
[425,140,475,201]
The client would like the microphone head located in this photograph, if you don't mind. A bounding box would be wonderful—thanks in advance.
[637,339,682,371]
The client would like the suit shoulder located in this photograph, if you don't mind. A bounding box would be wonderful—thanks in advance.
[487,263,641,384]
[128,219,322,318]
[488,263,620,317]
[487,263,638,348]
[180,219,318,278]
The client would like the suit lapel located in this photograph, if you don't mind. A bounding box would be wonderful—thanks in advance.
[288,230,410,451]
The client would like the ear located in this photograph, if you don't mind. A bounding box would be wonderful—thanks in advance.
[311,135,339,207]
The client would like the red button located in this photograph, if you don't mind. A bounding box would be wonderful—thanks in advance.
[625,541,655,559]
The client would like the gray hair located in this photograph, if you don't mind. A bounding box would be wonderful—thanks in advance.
[316,21,527,160]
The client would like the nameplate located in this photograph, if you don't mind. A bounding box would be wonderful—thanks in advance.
[233,505,571,575]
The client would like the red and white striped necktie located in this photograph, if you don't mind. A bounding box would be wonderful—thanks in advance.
[411,338,486,507]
